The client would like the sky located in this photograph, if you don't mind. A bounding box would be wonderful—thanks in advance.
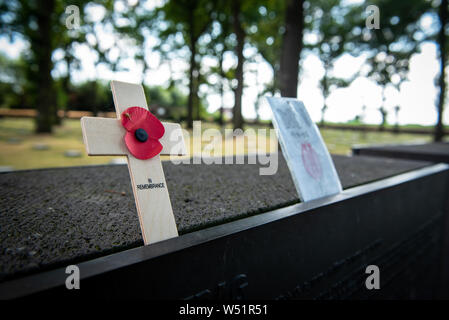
[0,1,448,127]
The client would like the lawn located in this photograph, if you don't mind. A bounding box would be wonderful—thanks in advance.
[0,118,437,170]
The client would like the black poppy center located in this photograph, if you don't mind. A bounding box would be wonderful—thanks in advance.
[135,128,148,142]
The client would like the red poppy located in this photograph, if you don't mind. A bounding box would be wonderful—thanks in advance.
[120,106,165,160]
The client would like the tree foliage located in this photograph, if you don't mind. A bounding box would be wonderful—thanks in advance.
[0,0,446,136]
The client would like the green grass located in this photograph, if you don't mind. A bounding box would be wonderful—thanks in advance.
[0,118,121,169]
[0,118,440,170]
[321,129,433,154]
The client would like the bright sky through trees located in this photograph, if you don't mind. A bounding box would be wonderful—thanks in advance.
[0,2,446,126]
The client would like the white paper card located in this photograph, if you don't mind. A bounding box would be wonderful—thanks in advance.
[266,96,342,202]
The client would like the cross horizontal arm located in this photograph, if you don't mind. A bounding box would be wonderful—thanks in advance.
[81,117,187,156]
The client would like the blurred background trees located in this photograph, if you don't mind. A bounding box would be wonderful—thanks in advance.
[436,0,448,141]
[0,0,447,140]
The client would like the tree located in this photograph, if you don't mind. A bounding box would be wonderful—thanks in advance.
[367,50,410,130]
[144,85,188,121]
[393,105,400,132]
[222,0,268,129]
[142,0,216,128]
[0,0,113,132]
[206,1,235,126]
[306,0,356,125]
[232,0,245,130]
[0,0,59,132]
[279,0,304,97]
[67,80,113,112]
[346,0,432,131]
[205,17,234,126]
[247,1,285,95]
[435,0,448,141]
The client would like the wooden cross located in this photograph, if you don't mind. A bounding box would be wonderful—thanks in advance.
[80,80,186,245]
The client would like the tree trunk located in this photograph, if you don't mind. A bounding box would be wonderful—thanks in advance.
[379,108,387,131]
[394,106,400,133]
[271,64,280,94]
[435,0,448,142]
[280,0,304,97]
[255,66,261,123]
[379,88,387,131]
[232,0,244,130]
[61,69,70,121]
[218,52,225,126]
[195,85,200,121]
[255,97,261,123]
[320,69,328,125]
[92,80,98,116]
[35,0,55,133]
[187,10,197,129]
[187,43,196,129]
[62,51,73,113]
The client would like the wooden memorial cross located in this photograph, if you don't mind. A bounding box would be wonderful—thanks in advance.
[80,80,186,245]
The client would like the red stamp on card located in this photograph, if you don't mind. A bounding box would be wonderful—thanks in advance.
[301,142,322,181]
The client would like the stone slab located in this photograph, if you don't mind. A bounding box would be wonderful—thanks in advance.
[0,154,430,281]
[353,142,449,163]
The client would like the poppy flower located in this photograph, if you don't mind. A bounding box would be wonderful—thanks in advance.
[121,106,165,160]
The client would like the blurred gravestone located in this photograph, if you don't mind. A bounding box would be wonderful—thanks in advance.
[64,150,82,158]
[32,143,49,151]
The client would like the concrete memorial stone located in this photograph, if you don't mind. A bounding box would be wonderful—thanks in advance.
[2,89,449,299]
[353,142,449,164]
[266,97,342,201]
[1,155,448,299]
[81,80,187,245]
